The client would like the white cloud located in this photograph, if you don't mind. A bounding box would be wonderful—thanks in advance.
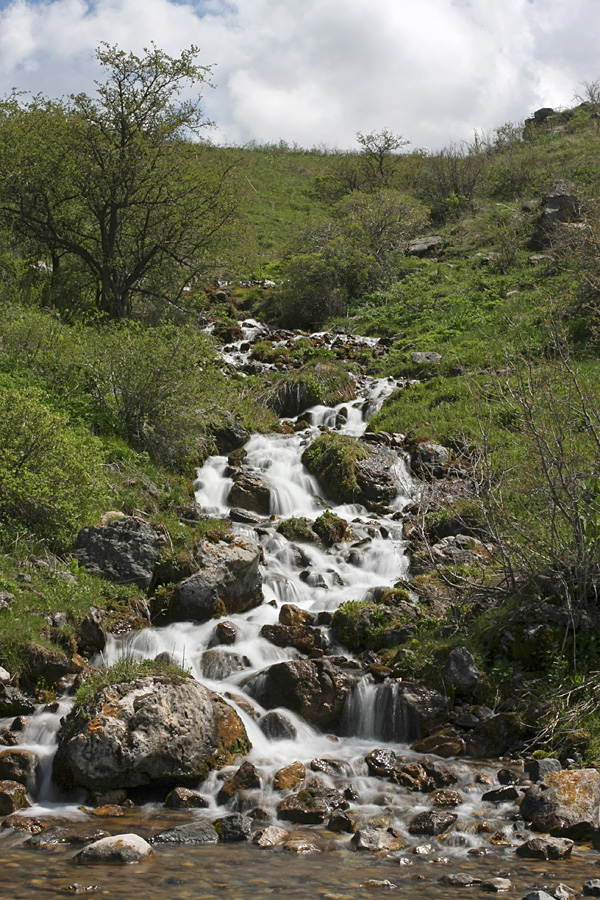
[0,0,598,149]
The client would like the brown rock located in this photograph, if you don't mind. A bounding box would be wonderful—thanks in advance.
[516,836,573,859]
[279,604,314,627]
[252,825,289,847]
[216,761,261,806]
[0,780,30,815]
[273,762,306,792]
[408,810,457,836]
[92,805,123,817]
[0,749,39,790]
[520,768,600,840]
[2,813,44,833]
[411,729,465,758]
[165,787,209,809]
[430,789,463,807]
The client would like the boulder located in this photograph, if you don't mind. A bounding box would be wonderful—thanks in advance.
[279,604,315,627]
[214,621,237,645]
[164,787,209,809]
[524,757,562,782]
[516,836,573,859]
[407,235,443,257]
[411,729,465,758]
[354,444,401,508]
[152,821,219,844]
[213,421,250,455]
[0,750,39,791]
[170,536,263,622]
[392,681,448,740]
[409,442,451,479]
[465,713,526,758]
[0,780,30,815]
[72,518,161,589]
[76,833,154,864]
[227,471,271,516]
[273,762,306,792]
[259,711,297,741]
[444,646,480,691]
[481,786,519,804]
[260,624,324,656]
[351,828,406,852]
[53,675,250,792]
[252,825,289,847]
[520,768,600,839]
[248,659,353,731]
[529,179,581,250]
[77,606,107,655]
[213,813,252,842]
[201,649,245,680]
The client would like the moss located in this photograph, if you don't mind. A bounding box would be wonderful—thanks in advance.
[276,517,317,543]
[313,510,351,545]
[302,433,368,503]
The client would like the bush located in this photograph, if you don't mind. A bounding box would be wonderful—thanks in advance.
[0,385,109,546]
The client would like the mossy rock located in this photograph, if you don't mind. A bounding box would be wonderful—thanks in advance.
[313,511,351,546]
[276,517,318,543]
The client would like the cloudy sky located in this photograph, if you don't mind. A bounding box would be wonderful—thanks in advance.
[0,0,597,151]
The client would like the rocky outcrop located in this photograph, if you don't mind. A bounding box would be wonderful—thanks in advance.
[302,435,400,510]
[444,646,480,692]
[53,675,250,793]
[529,179,581,250]
[72,518,162,589]
[354,444,401,508]
[248,659,353,731]
[169,536,263,622]
[213,421,250,455]
[409,442,451,479]
[407,235,442,257]
[520,768,600,839]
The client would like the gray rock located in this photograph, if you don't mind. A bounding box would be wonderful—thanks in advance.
[258,711,297,741]
[77,606,107,655]
[524,757,562,782]
[481,878,512,893]
[354,444,401,509]
[0,668,10,684]
[350,828,405,852]
[252,825,288,847]
[440,874,482,886]
[515,836,573,859]
[0,686,35,717]
[522,893,555,900]
[152,821,219,844]
[585,882,600,898]
[410,351,442,366]
[529,179,581,250]
[520,768,600,839]
[277,780,347,824]
[213,421,250,455]
[407,235,443,257]
[201,648,245,680]
[72,518,161,589]
[408,810,457,835]
[0,750,39,791]
[164,787,209,809]
[76,833,154,864]
[0,780,30,815]
[409,442,451,478]
[53,675,250,792]
[444,646,480,691]
[213,813,252,842]
[170,536,263,622]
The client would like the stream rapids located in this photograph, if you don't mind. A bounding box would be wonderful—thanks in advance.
[0,321,598,898]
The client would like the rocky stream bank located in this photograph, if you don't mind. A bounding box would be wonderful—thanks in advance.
[1,321,599,898]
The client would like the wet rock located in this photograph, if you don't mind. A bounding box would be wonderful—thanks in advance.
[27,827,109,847]
[520,768,600,839]
[213,812,252,842]
[53,675,250,792]
[313,512,351,546]
[2,813,44,833]
[444,646,480,691]
[584,881,600,897]
[201,648,245,680]
[171,536,263,622]
[515,836,573,859]
[249,658,353,730]
[0,749,39,791]
[91,804,123,817]
[439,873,482,886]
[279,604,315,627]
[409,442,451,479]
[227,471,271,515]
[72,518,161,589]
[430,789,463,807]
[273,761,305,791]
[482,786,519,803]
[0,685,36,718]
[351,828,406,852]
[328,809,355,833]
[497,766,519,785]
[213,621,237,645]
[277,781,347,824]
[524,757,562,782]
[361,879,398,889]
[76,833,154,864]
[392,681,448,740]
[252,825,288,847]
[164,787,209,809]
[213,421,250,455]
[0,780,30,815]
[283,837,322,853]
[302,438,400,509]
[216,761,261,805]
[310,758,351,776]
[365,748,397,779]
[229,508,264,524]
[410,728,465,758]
[259,711,297,741]
[22,641,73,686]
[408,810,457,836]
[522,893,556,900]
[395,759,457,792]
[481,878,513,893]
[152,821,219,844]
[260,624,324,655]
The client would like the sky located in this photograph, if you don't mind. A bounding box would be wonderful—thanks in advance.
[0,0,598,152]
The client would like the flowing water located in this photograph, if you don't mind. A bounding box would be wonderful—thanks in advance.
[1,323,598,897]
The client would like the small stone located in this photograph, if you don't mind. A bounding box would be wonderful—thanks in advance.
[360,880,397,889]
[76,834,154,864]
[0,780,30,815]
[0,668,10,683]
[482,786,519,803]
[252,825,288,847]
[553,885,575,900]
[584,881,600,897]
[408,811,457,836]
[430,789,463,807]
[213,813,252,842]
[283,838,322,853]
[2,813,44,833]
[351,828,406,852]
[91,805,123,817]
[152,822,219,845]
[481,878,512,892]
[516,836,573,860]
[61,885,100,894]
[440,873,482,886]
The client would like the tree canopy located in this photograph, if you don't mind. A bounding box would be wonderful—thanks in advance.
[0,44,240,319]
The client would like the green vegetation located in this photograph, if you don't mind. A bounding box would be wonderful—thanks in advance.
[74,657,191,714]
[302,433,368,503]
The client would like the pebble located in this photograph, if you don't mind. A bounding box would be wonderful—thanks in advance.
[360,880,397,889]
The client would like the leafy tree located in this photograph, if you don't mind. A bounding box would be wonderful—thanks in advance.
[313,129,410,203]
[0,44,240,319]
[356,129,410,186]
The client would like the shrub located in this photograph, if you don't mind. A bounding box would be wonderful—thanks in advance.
[0,385,109,545]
